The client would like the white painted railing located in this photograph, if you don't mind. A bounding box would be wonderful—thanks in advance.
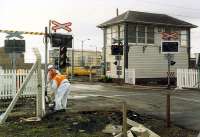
[125,69,135,85]
[0,69,44,99]
[177,69,199,89]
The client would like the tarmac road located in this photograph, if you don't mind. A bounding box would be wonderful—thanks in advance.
[69,82,200,131]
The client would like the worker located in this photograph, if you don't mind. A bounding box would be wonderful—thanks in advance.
[47,65,71,111]
[48,65,60,75]
[46,65,60,103]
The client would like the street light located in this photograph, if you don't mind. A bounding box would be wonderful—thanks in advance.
[81,38,90,66]
[89,45,98,66]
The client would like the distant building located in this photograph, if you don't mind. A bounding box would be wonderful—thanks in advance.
[49,48,102,67]
[0,47,33,69]
[98,10,197,83]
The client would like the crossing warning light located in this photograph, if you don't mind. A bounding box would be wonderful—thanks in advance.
[113,61,118,65]
[161,41,179,54]
[51,33,73,48]
[111,45,123,55]
[170,61,176,66]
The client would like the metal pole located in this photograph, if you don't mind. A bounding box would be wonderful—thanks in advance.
[117,21,121,79]
[81,40,83,67]
[103,29,107,76]
[44,27,48,96]
[89,65,92,82]
[49,20,51,36]
[58,47,60,71]
[198,63,200,88]
[166,92,171,127]
[124,23,128,80]
[96,46,97,66]
[167,54,171,89]
[12,52,16,71]
[12,40,16,71]
[122,102,127,137]
[71,37,74,80]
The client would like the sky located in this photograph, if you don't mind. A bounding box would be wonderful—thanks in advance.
[0,0,200,62]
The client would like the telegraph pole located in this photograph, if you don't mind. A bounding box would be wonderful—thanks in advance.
[81,40,84,66]
[117,8,121,80]
[44,27,48,96]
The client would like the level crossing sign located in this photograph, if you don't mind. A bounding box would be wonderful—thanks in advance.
[161,32,178,40]
[51,20,72,32]
[6,32,24,39]
[161,32,179,54]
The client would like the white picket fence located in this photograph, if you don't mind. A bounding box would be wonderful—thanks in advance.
[125,69,135,85]
[177,68,199,89]
[0,69,44,99]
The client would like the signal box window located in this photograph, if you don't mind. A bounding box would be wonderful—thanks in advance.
[128,24,136,43]
[147,26,154,44]
[138,25,145,43]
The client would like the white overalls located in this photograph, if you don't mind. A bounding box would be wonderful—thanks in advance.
[50,75,71,110]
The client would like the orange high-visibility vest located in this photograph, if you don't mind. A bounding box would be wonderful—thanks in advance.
[52,74,65,87]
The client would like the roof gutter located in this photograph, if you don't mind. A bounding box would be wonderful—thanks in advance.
[98,20,197,28]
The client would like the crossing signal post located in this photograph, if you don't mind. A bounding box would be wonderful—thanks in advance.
[51,33,73,72]
[45,20,72,104]
[54,58,59,70]
[59,46,67,70]
[161,32,179,128]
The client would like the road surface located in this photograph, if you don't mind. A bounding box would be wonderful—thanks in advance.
[69,82,200,131]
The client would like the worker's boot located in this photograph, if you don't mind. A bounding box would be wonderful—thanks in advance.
[48,101,55,111]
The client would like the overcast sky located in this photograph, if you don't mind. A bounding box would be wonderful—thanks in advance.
[0,0,200,62]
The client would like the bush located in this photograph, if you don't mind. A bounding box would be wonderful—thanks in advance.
[99,76,113,83]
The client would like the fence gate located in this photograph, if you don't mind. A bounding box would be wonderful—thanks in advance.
[177,68,199,89]
[0,48,45,124]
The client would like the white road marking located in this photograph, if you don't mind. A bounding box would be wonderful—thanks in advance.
[69,93,151,99]
[72,85,200,103]
[172,96,200,103]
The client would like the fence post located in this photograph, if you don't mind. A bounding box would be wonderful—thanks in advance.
[12,69,16,98]
[33,48,44,118]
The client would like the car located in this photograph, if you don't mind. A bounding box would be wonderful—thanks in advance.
[65,67,96,76]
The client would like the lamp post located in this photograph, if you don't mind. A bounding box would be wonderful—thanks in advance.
[95,46,98,66]
[89,45,98,66]
[94,46,98,66]
[81,38,90,66]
